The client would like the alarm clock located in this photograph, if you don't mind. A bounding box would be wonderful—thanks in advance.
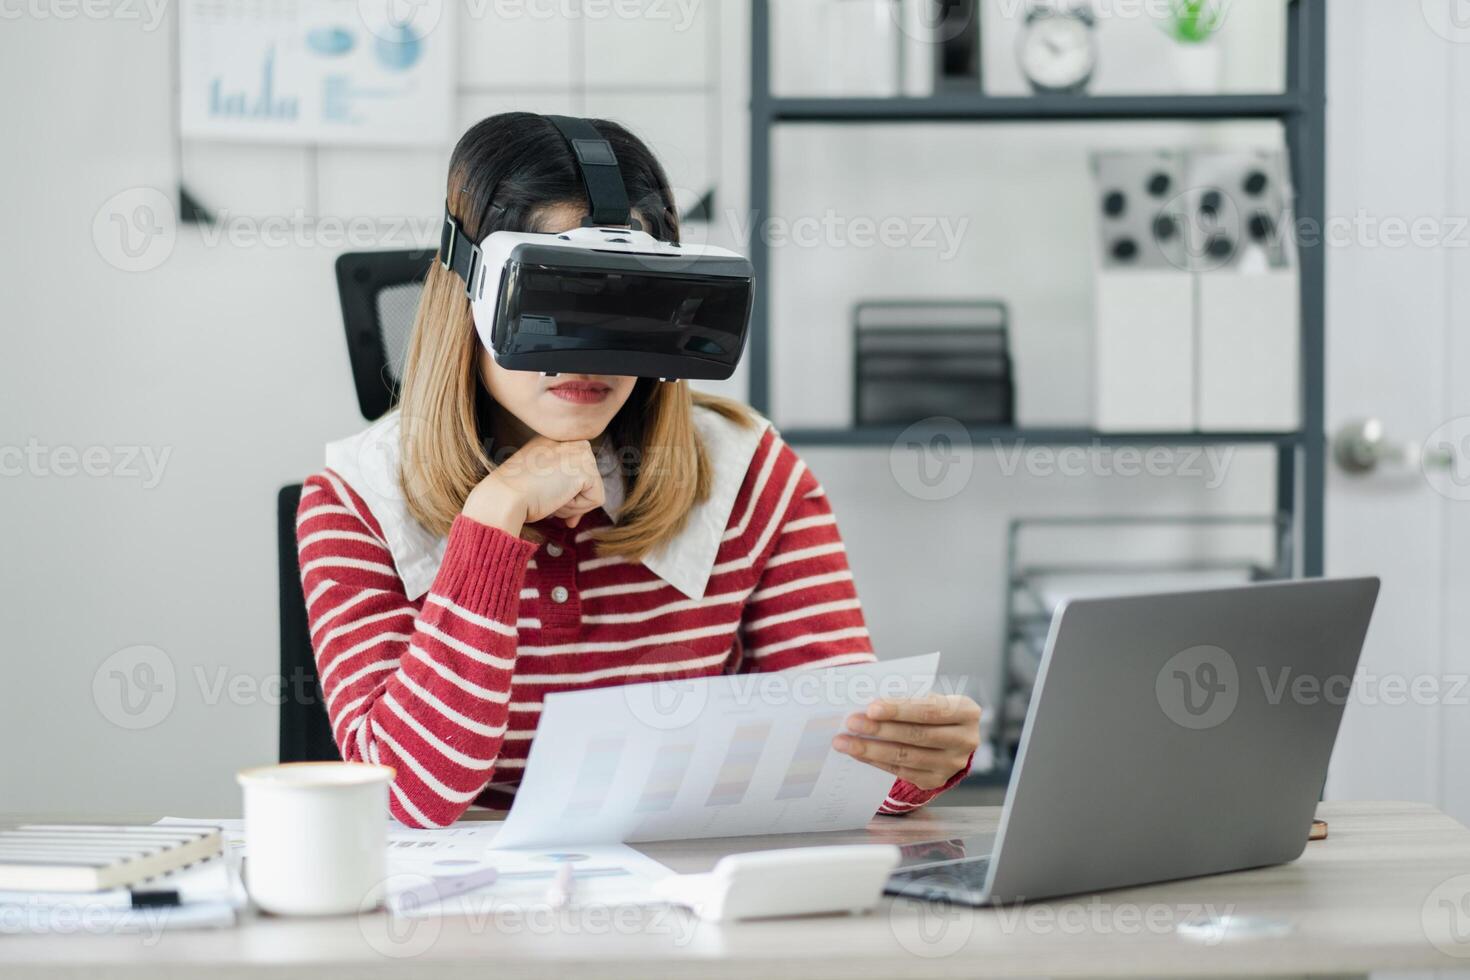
[1018,2,1097,95]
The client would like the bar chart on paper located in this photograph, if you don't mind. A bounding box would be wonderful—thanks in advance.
[493,653,941,848]
[706,722,772,807]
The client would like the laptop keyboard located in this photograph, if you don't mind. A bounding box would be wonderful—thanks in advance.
[887,858,991,899]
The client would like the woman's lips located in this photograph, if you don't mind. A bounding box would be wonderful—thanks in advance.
[547,380,612,405]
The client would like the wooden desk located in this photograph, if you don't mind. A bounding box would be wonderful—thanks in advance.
[3,802,1469,979]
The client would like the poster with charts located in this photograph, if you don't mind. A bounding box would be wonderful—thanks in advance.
[494,653,942,849]
[179,0,454,146]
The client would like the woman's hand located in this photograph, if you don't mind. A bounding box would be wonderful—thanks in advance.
[833,694,982,791]
[463,437,604,537]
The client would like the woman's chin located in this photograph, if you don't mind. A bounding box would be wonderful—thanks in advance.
[533,412,615,443]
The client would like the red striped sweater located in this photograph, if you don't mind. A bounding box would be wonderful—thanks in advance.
[297,423,967,828]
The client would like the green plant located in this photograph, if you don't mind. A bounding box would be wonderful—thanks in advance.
[1164,0,1225,43]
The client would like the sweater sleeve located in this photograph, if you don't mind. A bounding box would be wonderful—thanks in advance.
[737,442,971,815]
[296,470,537,827]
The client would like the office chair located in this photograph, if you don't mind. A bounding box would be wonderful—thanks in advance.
[277,249,434,762]
[277,483,340,762]
[335,248,437,420]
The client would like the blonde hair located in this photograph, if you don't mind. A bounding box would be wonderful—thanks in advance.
[395,114,751,560]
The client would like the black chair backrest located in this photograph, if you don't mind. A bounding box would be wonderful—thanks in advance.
[276,251,434,763]
[335,249,437,421]
[277,484,341,763]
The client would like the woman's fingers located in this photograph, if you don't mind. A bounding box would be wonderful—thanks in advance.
[831,694,983,790]
[831,734,951,773]
[491,439,575,524]
[510,437,604,528]
[564,444,604,527]
[842,715,974,750]
[551,477,604,529]
[551,499,598,528]
[865,693,982,726]
[831,744,952,790]
[567,443,605,497]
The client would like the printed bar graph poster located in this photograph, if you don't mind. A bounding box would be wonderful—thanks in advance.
[179,0,454,145]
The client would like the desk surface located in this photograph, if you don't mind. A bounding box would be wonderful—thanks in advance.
[3,801,1470,979]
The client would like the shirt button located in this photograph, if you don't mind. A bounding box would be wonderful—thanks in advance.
[546,543,564,558]
[551,585,570,604]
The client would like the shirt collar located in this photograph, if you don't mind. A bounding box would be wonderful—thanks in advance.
[323,405,769,602]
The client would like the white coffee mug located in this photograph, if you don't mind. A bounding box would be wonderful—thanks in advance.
[236,761,395,916]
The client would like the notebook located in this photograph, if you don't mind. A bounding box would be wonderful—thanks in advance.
[0,824,223,892]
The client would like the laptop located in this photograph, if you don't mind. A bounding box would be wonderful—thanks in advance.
[886,576,1380,906]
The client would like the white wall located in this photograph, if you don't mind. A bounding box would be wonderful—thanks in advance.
[2,18,347,814]
[3,0,1297,816]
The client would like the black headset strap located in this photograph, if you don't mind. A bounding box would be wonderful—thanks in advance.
[439,201,482,298]
[440,115,634,294]
[543,114,633,227]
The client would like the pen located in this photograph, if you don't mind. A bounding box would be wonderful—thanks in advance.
[386,867,500,916]
[545,863,575,909]
[130,888,182,909]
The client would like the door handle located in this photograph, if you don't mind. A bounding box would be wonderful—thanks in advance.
[1332,418,1454,475]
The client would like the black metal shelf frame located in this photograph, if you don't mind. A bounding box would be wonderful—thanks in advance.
[746,0,1327,582]
[769,92,1306,123]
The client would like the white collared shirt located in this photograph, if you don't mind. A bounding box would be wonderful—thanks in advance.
[323,404,772,601]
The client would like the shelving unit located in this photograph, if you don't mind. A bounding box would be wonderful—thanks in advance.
[747,0,1328,772]
[994,514,1294,770]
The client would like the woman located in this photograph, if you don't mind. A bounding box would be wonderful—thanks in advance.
[297,112,981,828]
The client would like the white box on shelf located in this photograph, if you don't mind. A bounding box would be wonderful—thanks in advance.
[1094,272,1196,432]
[1091,150,1194,432]
[1190,149,1300,431]
[1197,271,1300,431]
[1090,147,1299,433]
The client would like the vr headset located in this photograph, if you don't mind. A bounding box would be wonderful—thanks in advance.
[438,115,754,381]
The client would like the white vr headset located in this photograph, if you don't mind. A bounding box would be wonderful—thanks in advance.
[439,115,754,380]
